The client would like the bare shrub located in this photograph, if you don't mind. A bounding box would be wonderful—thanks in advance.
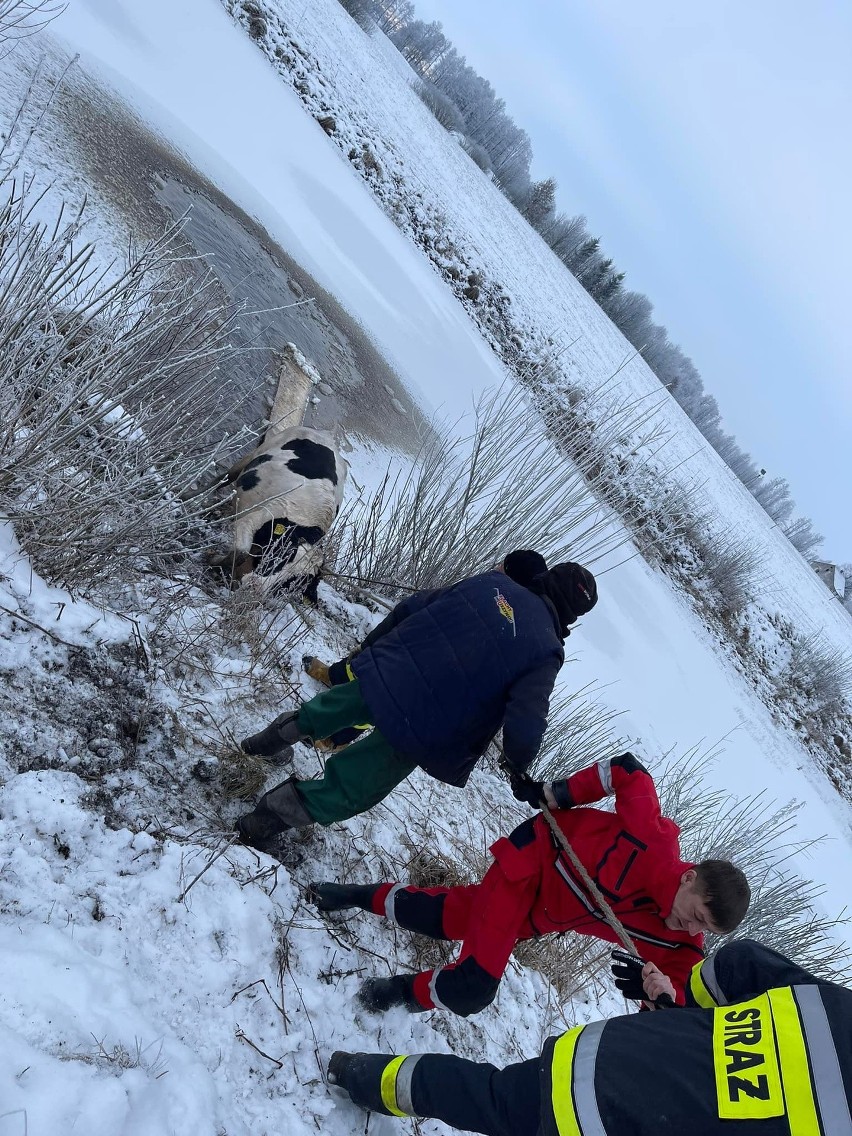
[62,1034,168,1079]
[514,932,611,1004]
[336,383,641,598]
[415,79,466,134]
[531,682,628,782]
[0,178,257,592]
[692,531,764,618]
[401,837,469,891]
[0,0,63,46]
[459,137,492,173]
[781,630,852,718]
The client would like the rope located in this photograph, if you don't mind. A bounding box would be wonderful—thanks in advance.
[497,750,640,955]
[537,800,639,956]
[507,763,675,1007]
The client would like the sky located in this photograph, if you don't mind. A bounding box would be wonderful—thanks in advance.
[410,0,851,563]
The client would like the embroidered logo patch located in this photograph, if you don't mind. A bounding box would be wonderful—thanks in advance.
[494,589,517,636]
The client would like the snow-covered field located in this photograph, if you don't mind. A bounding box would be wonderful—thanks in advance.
[1,1,851,1133]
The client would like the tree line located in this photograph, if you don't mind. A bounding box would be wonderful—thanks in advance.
[336,0,831,563]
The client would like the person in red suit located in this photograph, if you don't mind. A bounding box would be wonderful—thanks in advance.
[310,753,750,1015]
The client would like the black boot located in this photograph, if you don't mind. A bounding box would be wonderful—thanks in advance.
[327,1050,354,1087]
[308,881,380,913]
[356,974,423,1014]
[327,1051,402,1115]
[235,778,313,852]
[240,710,306,762]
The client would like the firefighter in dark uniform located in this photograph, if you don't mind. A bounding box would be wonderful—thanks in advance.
[326,937,852,1136]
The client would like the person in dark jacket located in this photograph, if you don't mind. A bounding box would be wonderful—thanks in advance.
[310,754,749,1015]
[326,937,852,1136]
[235,561,597,851]
[301,549,549,750]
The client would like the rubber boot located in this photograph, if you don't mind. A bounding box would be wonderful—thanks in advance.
[302,655,332,687]
[235,778,313,852]
[308,881,380,912]
[327,1051,398,1115]
[357,974,423,1014]
[240,709,306,762]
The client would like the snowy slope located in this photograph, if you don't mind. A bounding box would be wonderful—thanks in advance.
[0,2,851,1134]
[43,0,852,888]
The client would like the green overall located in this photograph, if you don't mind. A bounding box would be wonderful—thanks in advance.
[294,679,416,825]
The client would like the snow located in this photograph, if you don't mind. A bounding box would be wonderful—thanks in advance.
[0,523,130,649]
[47,0,507,420]
[0,1,851,1134]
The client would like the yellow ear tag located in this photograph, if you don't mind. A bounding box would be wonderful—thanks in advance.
[273,523,286,536]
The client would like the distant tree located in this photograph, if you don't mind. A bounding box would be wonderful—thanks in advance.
[415,79,465,133]
[522,177,558,230]
[484,121,532,202]
[428,49,532,203]
[752,477,795,525]
[574,253,622,303]
[392,19,450,76]
[337,0,375,31]
[371,0,821,553]
[604,289,655,346]
[459,136,492,172]
[783,516,824,559]
[539,212,587,261]
[371,0,414,35]
[558,234,596,276]
[593,268,626,305]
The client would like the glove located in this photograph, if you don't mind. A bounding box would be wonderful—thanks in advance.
[611,950,676,1009]
[509,771,546,808]
[610,949,647,1000]
[356,974,422,1014]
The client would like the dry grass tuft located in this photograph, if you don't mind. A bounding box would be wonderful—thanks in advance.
[217,747,269,801]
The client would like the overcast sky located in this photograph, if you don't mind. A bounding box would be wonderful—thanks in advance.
[411,0,850,562]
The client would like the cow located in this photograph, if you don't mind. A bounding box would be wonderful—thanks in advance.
[211,426,348,604]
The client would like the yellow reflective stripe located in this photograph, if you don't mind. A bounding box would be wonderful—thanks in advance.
[690,961,718,1009]
[551,1025,585,1136]
[345,661,371,730]
[769,988,821,1136]
[712,994,784,1120]
[380,1056,409,1117]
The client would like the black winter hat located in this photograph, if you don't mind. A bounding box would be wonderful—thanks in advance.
[502,549,548,588]
[530,562,598,637]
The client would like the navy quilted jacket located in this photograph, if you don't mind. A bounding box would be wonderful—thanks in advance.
[351,571,565,785]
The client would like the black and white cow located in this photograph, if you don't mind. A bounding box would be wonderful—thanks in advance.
[214,426,348,603]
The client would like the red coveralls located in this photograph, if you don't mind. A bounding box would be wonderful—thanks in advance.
[370,756,704,1015]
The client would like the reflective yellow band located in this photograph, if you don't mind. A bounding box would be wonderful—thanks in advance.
[690,961,719,1009]
[345,661,372,730]
[551,1025,585,1136]
[769,988,821,1136]
[712,993,784,1120]
[380,1055,409,1117]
